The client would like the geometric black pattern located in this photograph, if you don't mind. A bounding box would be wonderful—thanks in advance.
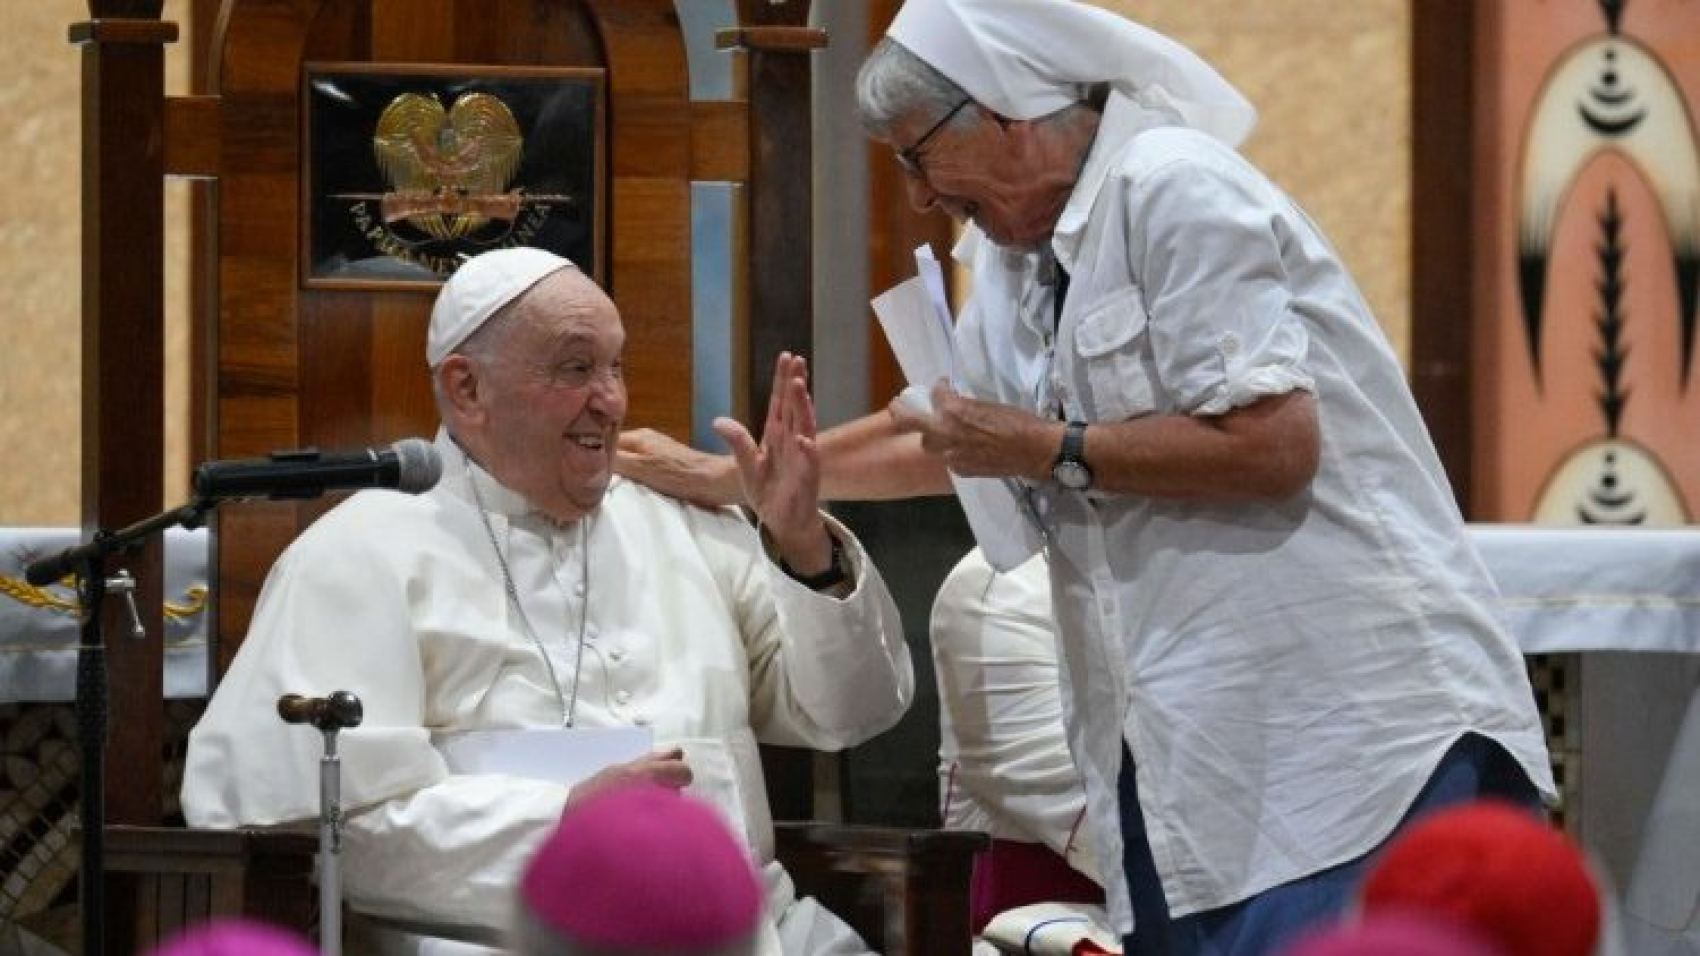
[0,700,204,953]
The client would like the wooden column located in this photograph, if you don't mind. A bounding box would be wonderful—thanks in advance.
[721,2,824,425]
[1409,0,1479,512]
[74,2,177,831]
[717,2,826,821]
[73,4,177,953]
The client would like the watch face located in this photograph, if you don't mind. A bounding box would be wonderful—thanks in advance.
[1053,459,1092,490]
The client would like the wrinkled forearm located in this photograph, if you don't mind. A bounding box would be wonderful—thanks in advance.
[818,412,953,501]
[1080,390,1319,501]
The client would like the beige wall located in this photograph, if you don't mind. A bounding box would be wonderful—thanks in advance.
[1110,0,1412,358]
[0,1,1409,527]
[1,1,192,527]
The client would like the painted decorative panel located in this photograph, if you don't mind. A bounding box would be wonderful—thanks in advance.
[1476,0,1700,524]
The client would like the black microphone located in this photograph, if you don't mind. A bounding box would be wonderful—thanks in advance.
[277,691,364,732]
[193,438,442,502]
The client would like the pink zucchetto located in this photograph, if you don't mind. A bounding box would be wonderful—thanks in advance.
[887,0,1257,145]
[427,247,574,366]
[144,918,316,956]
[1278,911,1504,956]
[517,783,763,954]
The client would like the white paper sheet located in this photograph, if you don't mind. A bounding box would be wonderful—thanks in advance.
[871,277,955,393]
[869,247,1043,572]
[434,726,654,789]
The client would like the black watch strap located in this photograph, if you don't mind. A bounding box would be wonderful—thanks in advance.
[781,535,849,591]
[1060,420,1087,462]
[1051,421,1094,490]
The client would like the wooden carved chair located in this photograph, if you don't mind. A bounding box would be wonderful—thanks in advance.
[85,1,984,952]
[106,823,985,953]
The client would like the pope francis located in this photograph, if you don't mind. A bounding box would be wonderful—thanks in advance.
[182,249,914,955]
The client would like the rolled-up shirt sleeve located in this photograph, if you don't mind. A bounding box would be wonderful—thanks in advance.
[1125,158,1315,416]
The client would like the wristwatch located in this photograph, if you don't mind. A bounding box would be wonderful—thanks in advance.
[781,535,849,591]
[1051,421,1093,491]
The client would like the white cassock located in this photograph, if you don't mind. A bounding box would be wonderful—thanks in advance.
[182,429,915,955]
[932,548,1099,885]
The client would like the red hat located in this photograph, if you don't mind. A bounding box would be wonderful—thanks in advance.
[1361,801,1600,956]
[1280,911,1503,956]
[520,783,763,951]
[145,918,315,956]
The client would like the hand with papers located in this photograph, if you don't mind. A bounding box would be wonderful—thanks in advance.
[436,726,692,806]
[566,746,693,809]
[872,245,1045,571]
[888,380,1059,482]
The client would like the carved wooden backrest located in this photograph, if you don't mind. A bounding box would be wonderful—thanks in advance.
[202,0,710,673]
[86,6,989,952]
[74,0,814,828]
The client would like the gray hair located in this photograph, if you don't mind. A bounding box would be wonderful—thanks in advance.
[854,37,976,139]
[856,37,1111,142]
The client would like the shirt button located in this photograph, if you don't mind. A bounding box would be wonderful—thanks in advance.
[632,714,650,726]
[1219,332,1241,356]
[615,690,632,705]
[608,647,625,662]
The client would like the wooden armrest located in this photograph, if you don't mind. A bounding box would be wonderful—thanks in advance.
[105,824,319,947]
[774,822,988,956]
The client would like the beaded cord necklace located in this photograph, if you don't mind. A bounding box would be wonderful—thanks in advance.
[465,453,591,727]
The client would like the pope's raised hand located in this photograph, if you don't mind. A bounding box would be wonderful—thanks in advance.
[712,352,836,577]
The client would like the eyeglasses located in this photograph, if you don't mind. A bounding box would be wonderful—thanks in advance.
[894,98,971,177]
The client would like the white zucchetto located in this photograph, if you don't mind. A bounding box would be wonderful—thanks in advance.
[427,248,574,366]
[888,0,1258,146]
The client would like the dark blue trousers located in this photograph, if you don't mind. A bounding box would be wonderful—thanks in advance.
[1119,732,1540,956]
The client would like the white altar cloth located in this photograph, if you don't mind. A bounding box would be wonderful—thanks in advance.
[3,522,1697,949]
[3,524,1698,703]
[1472,526,1700,655]
[1,527,210,702]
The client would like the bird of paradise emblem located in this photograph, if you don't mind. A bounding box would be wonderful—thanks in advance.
[372,92,525,241]
[327,86,580,277]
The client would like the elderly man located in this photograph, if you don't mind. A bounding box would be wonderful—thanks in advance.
[628,1,1556,953]
[182,249,913,955]
[858,3,1555,953]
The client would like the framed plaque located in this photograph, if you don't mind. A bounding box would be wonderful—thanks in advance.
[303,63,605,289]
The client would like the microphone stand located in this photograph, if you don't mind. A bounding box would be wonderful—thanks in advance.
[23,498,215,956]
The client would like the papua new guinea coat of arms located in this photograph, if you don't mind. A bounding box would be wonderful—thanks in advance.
[306,67,602,285]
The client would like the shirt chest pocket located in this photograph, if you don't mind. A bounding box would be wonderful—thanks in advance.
[1068,287,1161,422]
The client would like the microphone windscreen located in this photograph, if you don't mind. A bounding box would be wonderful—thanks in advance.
[394,438,443,494]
